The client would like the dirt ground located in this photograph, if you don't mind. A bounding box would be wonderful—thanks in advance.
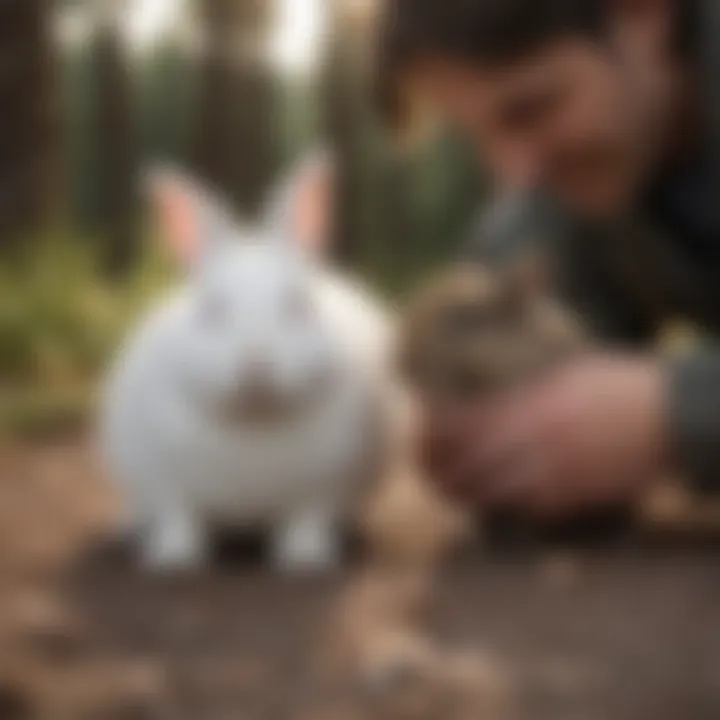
[1,436,720,719]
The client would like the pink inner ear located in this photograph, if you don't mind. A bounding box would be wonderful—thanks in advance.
[155,183,199,265]
[292,161,334,257]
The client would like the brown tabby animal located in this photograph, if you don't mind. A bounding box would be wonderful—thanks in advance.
[399,256,611,558]
[400,257,583,406]
[400,256,720,546]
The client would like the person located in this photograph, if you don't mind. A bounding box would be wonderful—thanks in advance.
[376,0,720,519]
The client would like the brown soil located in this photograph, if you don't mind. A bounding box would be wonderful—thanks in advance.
[1,436,719,719]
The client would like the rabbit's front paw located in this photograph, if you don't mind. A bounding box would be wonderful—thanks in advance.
[271,508,341,573]
[143,509,208,571]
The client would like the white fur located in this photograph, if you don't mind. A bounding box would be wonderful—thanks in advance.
[101,160,395,572]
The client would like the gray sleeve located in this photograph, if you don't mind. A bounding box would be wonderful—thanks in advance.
[463,191,655,345]
[669,350,720,493]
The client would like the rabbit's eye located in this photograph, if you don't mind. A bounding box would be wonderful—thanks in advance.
[199,295,228,327]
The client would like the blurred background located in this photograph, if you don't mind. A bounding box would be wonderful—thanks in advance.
[2,3,720,719]
[0,0,481,439]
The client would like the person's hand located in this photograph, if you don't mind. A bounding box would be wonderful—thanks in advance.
[421,354,669,519]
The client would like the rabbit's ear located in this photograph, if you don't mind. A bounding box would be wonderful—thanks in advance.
[146,167,235,266]
[263,149,334,258]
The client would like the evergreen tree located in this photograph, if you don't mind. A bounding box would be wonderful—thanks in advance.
[0,0,57,246]
[193,0,278,216]
[85,4,138,274]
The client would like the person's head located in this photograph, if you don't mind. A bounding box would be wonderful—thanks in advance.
[378,0,695,219]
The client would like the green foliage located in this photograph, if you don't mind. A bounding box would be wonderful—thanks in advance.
[1,385,92,441]
[60,40,481,281]
[0,234,175,387]
[0,233,177,437]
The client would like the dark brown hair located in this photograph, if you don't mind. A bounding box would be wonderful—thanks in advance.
[376,0,698,132]
[375,0,605,131]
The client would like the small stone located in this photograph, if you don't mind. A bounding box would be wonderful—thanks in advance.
[538,552,583,593]
[12,593,85,662]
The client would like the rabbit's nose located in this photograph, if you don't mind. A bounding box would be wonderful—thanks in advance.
[226,353,285,421]
[244,354,276,394]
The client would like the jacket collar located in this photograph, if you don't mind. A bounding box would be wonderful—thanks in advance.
[697,0,720,191]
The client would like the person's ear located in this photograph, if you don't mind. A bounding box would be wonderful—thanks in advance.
[145,167,235,268]
[263,149,335,259]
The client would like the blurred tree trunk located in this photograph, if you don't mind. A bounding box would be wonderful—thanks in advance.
[379,151,415,289]
[0,0,58,248]
[194,0,278,216]
[87,7,138,275]
[322,0,368,268]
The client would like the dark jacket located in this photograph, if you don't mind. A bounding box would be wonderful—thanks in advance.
[467,0,720,493]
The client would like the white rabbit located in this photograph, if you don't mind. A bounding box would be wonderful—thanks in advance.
[100,153,396,572]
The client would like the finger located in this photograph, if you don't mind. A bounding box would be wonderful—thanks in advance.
[428,392,550,503]
[436,395,503,434]
[420,428,457,479]
[442,475,482,504]
[459,418,538,495]
[484,449,556,511]
[418,414,455,474]
[467,387,554,470]
[523,455,582,521]
[444,436,538,508]
[421,401,495,476]
[437,463,486,506]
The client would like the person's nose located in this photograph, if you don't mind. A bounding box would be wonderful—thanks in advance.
[492,140,544,191]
